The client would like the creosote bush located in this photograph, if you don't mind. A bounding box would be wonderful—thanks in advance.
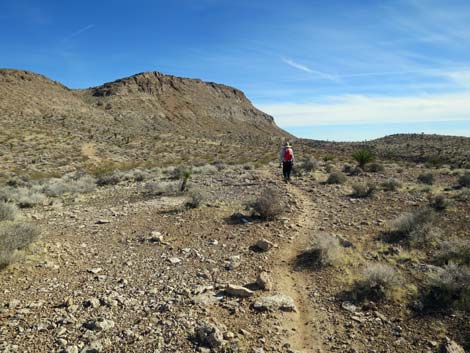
[351,183,376,198]
[252,188,284,220]
[422,263,470,312]
[327,171,347,185]
[381,178,401,191]
[352,149,375,169]
[417,172,435,185]
[298,235,341,268]
[352,264,401,301]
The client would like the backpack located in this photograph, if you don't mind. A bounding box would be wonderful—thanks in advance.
[284,148,293,161]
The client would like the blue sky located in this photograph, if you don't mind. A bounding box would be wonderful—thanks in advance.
[1,0,470,141]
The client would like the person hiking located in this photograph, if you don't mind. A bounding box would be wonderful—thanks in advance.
[280,142,294,182]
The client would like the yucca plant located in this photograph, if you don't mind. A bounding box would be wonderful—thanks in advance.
[352,149,375,169]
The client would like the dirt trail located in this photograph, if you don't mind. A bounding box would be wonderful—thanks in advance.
[272,182,327,353]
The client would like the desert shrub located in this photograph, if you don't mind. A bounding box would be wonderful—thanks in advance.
[170,165,192,179]
[367,163,385,173]
[97,173,121,186]
[6,176,30,188]
[458,173,470,188]
[298,235,341,268]
[417,172,435,185]
[14,188,47,208]
[436,239,470,266]
[324,164,334,173]
[323,155,334,162]
[211,160,226,171]
[192,164,218,175]
[243,163,254,171]
[186,190,205,209]
[42,179,68,197]
[351,183,376,198]
[0,222,40,268]
[385,207,437,245]
[144,182,177,196]
[252,188,284,220]
[72,175,97,193]
[429,194,449,211]
[327,171,347,184]
[352,149,375,168]
[381,178,401,191]
[0,202,18,222]
[298,157,319,173]
[455,189,470,203]
[342,164,353,174]
[422,263,470,311]
[352,264,401,301]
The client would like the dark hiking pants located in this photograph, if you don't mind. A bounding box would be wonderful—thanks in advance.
[282,161,293,181]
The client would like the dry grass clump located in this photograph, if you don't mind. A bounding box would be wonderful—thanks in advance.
[458,172,470,188]
[0,202,18,222]
[326,171,347,185]
[436,239,470,266]
[42,175,96,197]
[417,172,435,185]
[422,263,470,312]
[252,187,284,220]
[351,182,376,198]
[0,221,40,268]
[384,207,438,246]
[381,178,401,191]
[352,264,401,301]
[297,235,341,268]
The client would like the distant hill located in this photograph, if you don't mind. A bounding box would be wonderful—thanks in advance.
[301,133,470,168]
[0,69,291,177]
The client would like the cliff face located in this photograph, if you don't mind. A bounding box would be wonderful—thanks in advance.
[79,71,282,136]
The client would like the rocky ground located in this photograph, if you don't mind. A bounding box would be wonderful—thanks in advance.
[0,162,469,353]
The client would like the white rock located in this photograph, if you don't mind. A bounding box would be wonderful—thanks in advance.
[225,284,254,298]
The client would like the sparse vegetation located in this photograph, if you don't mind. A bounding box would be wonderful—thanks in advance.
[422,263,470,312]
[297,235,341,268]
[0,221,40,268]
[436,239,470,266]
[298,157,319,173]
[327,171,347,184]
[97,173,121,186]
[252,188,284,220]
[186,189,205,209]
[384,207,438,246]
[429,194,449,211]
[351,182,376,198]
[352,264,401,301]
[0,202,18,222]
[352,149,375,169]
[381,178,401,191]
[367,162,384,173]
[458,173,470,188]
[417,172,435,185]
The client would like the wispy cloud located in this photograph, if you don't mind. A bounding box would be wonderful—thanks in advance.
[281,57,339,81]
[258,92,470,127]
[64,24,95,41]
